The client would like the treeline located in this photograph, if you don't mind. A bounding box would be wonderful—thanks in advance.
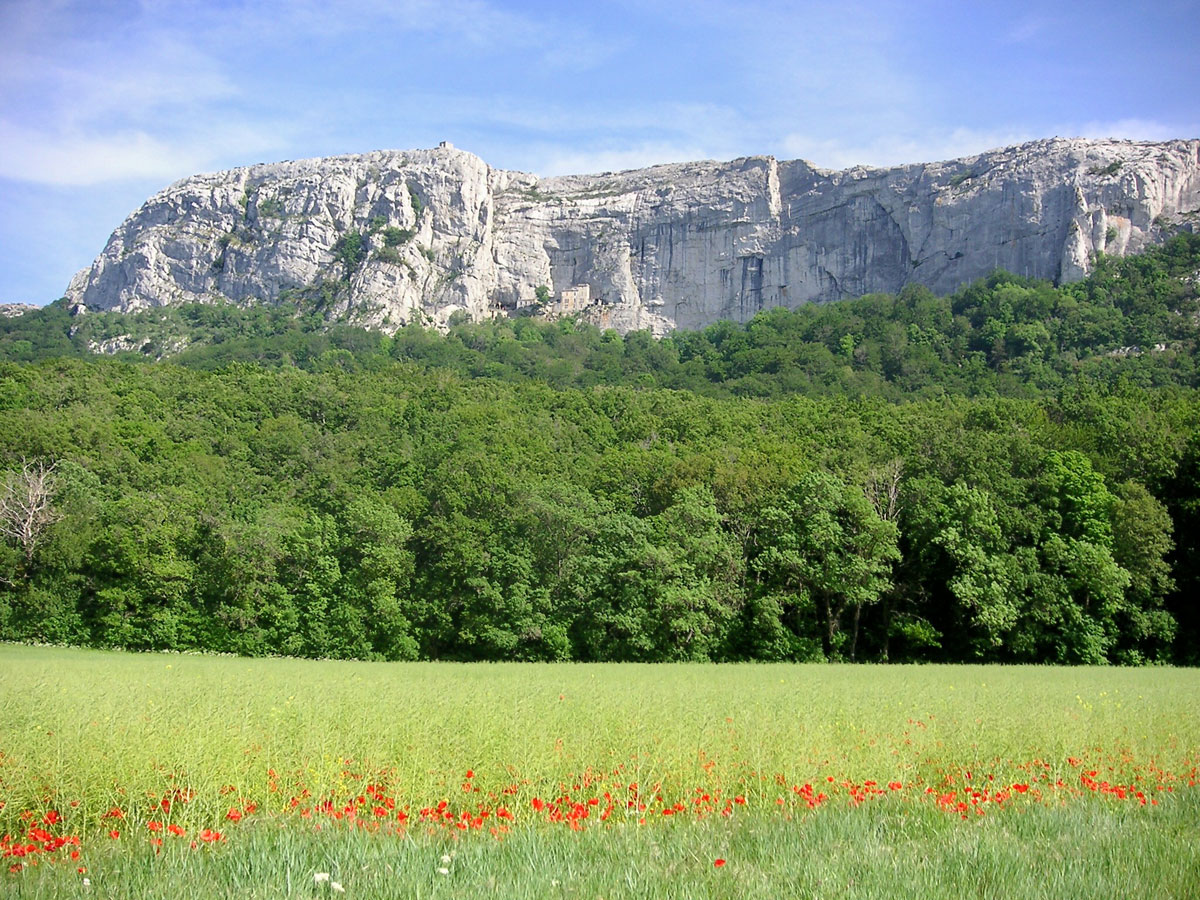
[4,234,1198,400]
[1,359,1197,663]
[1,235,1198,664]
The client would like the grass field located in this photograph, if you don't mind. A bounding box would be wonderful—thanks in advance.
[1,645,1197,898]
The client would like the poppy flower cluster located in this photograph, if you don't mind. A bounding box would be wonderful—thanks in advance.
[918,752,1196,817]
[170,747,1198,842]
[1,813,82,874]
[3,744,1197,877]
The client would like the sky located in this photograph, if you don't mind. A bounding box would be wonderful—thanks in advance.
[1,0,1198,306]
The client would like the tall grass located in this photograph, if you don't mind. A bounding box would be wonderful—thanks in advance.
[1,646,1197,898]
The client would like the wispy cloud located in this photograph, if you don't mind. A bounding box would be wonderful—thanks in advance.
[3,0,1198,306]
[0,120,286,186]
[0,0,631,187]
[0,0,269,184]
[1071,117,1199,142]
[0,124,199,185]
[780,126,1038,170]
[780,119,1199,172]
[530,142,717,177]
[450,98,745,147]
[220,0,622,69]
[373,95,753,175]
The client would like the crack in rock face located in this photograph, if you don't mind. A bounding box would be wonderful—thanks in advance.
[66,138,1200,336]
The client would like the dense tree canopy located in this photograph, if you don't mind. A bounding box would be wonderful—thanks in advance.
[1,233,1198,663]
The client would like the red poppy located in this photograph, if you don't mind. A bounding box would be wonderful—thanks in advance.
[714,859,726,867]
[108,830,120,840]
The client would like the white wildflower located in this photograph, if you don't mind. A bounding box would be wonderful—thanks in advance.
[313,872,331,884]
[436,867,450,875]
[440,853,452,864]
[331,882,345,894]
[82,877,91,888]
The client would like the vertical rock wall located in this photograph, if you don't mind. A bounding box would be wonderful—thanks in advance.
[66,138,1200,334]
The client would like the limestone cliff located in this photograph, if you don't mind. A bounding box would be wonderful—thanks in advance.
[66,138,1200,335]
[0,304,38,318]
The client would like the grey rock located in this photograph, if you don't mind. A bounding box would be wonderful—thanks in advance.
[0,304,38,318]
[66,138,1200,335]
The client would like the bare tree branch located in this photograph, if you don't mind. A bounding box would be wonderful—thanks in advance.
[865,458,903,523]
[0,459,61,565]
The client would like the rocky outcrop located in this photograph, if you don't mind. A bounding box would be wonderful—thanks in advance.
[66,138,1200,335]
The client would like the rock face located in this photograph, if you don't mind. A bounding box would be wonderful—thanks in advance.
[0,304,38,318]
[66,138,1200,335]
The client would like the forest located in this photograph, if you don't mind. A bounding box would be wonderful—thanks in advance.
[1,234,1198,664]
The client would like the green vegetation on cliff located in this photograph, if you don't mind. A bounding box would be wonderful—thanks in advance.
[7,234,1198,398]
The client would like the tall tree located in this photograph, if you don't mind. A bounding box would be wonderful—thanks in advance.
[751,471,899,659]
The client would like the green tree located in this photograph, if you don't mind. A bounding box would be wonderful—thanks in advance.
[751,471,899,659]
[83,493,203,651]
[901,479,1019,658]
[1107,481,1176,662]
[332,231,367,279]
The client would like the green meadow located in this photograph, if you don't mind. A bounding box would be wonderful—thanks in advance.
[1,645,1198,898]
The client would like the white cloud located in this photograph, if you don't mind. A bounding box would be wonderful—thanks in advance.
[0,124,196,185]
[780,127,1038,170]
[0,120,286,186]
[390,96,753,174]
[530,142,717,177]
[444,98,744,144]
[224,0,620,69]
[1071,118,1198,142]
[0,0,632,187]
[0,4,229,110]
[53,41,237,126]
[780,118,1199,172]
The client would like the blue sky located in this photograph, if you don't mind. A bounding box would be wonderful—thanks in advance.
[2,0,1197,306]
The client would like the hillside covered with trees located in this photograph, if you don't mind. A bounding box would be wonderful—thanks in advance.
[2,235,1198,664]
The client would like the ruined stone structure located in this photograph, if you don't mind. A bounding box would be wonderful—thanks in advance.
[557,285,591,315]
